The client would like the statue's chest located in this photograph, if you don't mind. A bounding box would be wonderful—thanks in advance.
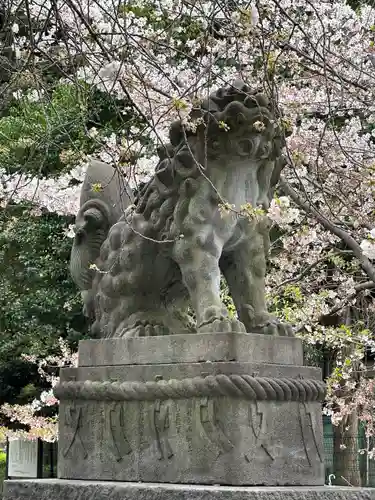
[186,170,259,248]
[207,160,261,209]
[188,198,255,251]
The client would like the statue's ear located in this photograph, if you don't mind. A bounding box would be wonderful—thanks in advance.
[74,206,105,244]
[83,207,103,230]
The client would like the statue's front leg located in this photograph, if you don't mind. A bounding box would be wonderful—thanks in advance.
[221,223,293,337]
[173,237,245,333]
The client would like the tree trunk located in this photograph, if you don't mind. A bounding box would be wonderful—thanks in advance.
[332,307,362,486]
[332,399,361,486]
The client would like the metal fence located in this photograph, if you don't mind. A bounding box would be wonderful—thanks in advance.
[323,417,375,487]
[40,441,58,479]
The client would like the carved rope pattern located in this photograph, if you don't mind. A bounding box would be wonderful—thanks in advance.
[54,375,326,403]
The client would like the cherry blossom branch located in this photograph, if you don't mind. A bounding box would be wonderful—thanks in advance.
[279,175,375,284]
[267,0,369,92]
[322,281,375,320]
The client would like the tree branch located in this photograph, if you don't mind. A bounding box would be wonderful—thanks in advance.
[279,176,375,284]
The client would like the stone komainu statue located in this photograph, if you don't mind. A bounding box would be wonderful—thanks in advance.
[70,80,293,338]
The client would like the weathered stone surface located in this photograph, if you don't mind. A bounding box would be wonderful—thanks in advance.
[78,333,303,367]
[69,81,294,338]
[58,361,322,387]
[4,480,375,500]
[54,354,325,486]
[69,159,133,321]
[57,398,324,485]
[60,80,326,488]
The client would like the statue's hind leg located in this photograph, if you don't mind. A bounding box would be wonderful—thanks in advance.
[173,236,246,333]
[220,228,293,336]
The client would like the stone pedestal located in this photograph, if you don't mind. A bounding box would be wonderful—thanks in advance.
[4,479,375,500]
[53,333,325,486]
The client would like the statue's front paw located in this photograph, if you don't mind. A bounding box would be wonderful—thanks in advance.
[121,321,170,337]
[198,316,246,334]
[253,315,294,337]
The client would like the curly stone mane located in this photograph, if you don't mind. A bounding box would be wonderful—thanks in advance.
[128,80,284,242]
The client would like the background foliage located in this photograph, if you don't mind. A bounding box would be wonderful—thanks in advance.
[0,207,86,408]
